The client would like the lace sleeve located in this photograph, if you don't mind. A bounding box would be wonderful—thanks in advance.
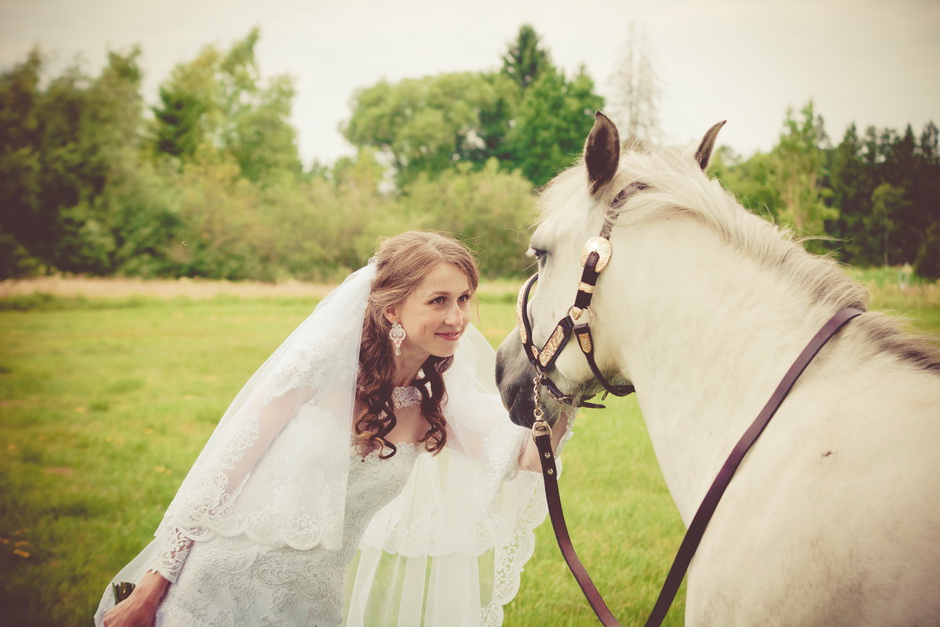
[148,527,193,584]
[148,338,350,578]
[144,384,313,580]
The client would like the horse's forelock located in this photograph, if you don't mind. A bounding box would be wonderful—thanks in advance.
[535,165,592,222]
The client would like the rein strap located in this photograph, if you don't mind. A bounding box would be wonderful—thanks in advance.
[534,306,864,626]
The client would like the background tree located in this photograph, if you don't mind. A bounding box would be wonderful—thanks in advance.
[504,65,604,187]
[915,223,940,280]
[150,28,302,185]
[913,123,940,277]
[770,101,835,244]
[0,47,150,275]
[713,147,782,221]
[501,24,552,90]
[605,22,662,147]
[343,25,603,190]
[824,124,876,263]
[400,159,536,276]
[342,72,512,187]
[152,83,207,159]
[0,49,43,276]
[870,182,906,266]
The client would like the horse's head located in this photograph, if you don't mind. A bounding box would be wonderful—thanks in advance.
[495,112,724,427]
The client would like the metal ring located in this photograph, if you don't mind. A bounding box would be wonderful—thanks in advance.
[568,305,593,324]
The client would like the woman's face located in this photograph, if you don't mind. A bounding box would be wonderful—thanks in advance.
[386,262,473,360]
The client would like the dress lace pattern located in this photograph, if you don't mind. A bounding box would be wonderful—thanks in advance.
[116,445,419,626]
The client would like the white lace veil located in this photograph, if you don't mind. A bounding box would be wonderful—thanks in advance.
[99,261,552,625]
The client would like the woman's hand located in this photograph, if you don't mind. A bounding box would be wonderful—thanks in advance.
[518,409,575,473]
[102,571,169,627]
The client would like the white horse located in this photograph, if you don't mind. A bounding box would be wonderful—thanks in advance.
[495,112,940,625]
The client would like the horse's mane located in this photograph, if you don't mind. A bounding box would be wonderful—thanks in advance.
[538,145,940,372]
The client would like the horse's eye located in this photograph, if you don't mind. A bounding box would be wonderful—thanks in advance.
[529,247,547,260]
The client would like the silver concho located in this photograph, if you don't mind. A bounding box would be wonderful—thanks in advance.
[580,236,612,273]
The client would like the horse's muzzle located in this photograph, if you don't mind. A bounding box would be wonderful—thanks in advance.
[496,330,562,427]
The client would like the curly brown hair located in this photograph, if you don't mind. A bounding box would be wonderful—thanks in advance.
[356,231,479,459]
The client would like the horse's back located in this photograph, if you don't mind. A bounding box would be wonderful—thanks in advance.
[686,362,940,626]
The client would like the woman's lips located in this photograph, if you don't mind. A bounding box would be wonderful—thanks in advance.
[436,330,462,341]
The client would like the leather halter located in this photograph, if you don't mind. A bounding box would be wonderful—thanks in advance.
[516,181,648,407]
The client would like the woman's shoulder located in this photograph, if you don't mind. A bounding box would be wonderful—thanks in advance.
[268,336,356,401]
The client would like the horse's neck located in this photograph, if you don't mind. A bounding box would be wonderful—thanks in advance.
[610,219,842,524]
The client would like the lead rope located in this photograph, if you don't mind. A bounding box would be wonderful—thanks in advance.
[532,373,621,626]
[532,307,864,626]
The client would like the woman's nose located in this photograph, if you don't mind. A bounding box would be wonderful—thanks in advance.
[444,301,463,325]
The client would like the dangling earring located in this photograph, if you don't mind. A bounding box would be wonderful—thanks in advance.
[389,321,406,356]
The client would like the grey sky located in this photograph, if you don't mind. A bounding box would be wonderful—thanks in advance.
[1,0,937,165]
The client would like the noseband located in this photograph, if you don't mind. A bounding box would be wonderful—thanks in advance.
[516,181,648,407]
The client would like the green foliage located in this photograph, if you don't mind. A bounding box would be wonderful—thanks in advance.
[343,25,604,190]
[1,29,938,284]
[153,83,206,159]
[771,102,836,243]
[870,182,908,266]
[504,66,605,187]
[272,149,397,279]
[149,28,302,185]
[505,65,604,187]
[719,103,939,277]
[823,124,877,264]
[501,24,552,90]
[399,160,536,277]
[343,72,514,187]
[825,120,940,271]
[915,223,940,281]
[713,148,781,220]
[0,46,147,275]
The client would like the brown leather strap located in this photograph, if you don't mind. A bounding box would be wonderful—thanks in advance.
[644,306,862,626]
[573,324,636,397]
[535,307,863,626]
[533,426,621,626]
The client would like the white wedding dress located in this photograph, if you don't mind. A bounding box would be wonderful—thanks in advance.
[153,443,421,625]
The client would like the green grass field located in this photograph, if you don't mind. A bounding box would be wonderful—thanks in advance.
[1,273,937,626]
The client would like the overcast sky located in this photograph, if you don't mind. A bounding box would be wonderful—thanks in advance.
[1,0,937,165]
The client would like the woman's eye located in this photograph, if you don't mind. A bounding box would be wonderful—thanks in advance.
[431,296,446,305]
[458,294,471,303]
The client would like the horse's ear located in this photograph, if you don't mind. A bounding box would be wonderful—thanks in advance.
[695,121,726,170]
[584,111,620,195]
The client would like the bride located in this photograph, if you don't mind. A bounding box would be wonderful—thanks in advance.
[96,231,571,626]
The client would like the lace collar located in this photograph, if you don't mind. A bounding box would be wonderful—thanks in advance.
[391,385,421,409]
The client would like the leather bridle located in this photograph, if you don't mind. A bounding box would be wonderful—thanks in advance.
[516,181,648,408]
